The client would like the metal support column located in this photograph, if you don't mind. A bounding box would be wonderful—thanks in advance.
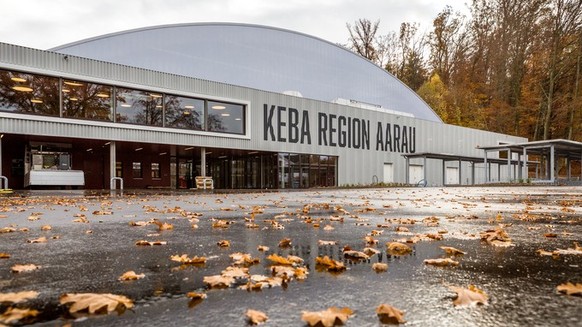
[523,148,528,181]
[423,157,427,182]
[458,159,462,185]
[442,160,446,186]
[109,141,117,190]
[507,149,511,182]
[484,151,489,183]
[471,162,475,185]
[201,147,206,176]
[550,145,555,182]
[405,156,410,184]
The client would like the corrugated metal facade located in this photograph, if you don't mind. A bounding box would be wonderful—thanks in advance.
[0,42,527,187]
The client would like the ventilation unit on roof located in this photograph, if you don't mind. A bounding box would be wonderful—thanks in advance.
[282,90,303,97]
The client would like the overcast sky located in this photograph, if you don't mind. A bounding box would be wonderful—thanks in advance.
[1,0,470,50]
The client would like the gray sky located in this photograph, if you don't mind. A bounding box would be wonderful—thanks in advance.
[1,0,470,50]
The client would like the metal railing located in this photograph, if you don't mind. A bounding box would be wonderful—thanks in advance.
[0,176,8,189]
[110,177,123,190]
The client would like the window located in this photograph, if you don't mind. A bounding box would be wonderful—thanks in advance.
[116,162,123,178]
[116,88,163,126]
[62,79,112,121]
[0,69,60,116]
[151,162,161,179]
[207,101,245,134]
[132,162,142,178]
[165,95,204,130]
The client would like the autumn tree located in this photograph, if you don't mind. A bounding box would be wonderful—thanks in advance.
[346,19,380,62]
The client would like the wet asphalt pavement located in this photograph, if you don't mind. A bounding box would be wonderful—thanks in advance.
[0,186,580,326]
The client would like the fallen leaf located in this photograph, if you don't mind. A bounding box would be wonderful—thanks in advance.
[27,236,47,243]
[343,250,369,260]
[0,227,16,233]
[0,291,39,303]
[0,253,10,259]
[424,258,459,267]
[267,254,293,266]
[556,282,582,296]
[27,215,41,221]
[221,266,250,278]
[257,245,270,252]
[118,271,145,281]
[480,228,513,247]
[0,307,39,324]
[246,309,268,325]
[450,285,488,306]
[40,225,52,231]
[128,221,148,227]
[230,252,260,266]
[301,307,353,327]
[315,256,346,272]
[278,238,292,248]
[318,240,337,246]
[92,210,113,215]
[440,246,466,256]
[372,262,388,272]
[376,303,406,324]
[186,292,207,300]
[135,240,167,246]
[152,221,173,231]
[170,254,207,264]
[386,242,412,255]
[203,275,235,289]
[60,293,133,314]
[11,264,40,273]
[363,247,380,256]
[217,240,231,247]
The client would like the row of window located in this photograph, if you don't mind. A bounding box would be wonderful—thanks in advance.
[0,69,246,135]
[116,162,161,179]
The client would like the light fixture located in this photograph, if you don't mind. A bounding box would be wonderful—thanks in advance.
[156,105,162,108]
[235,118,242,121]
[149,93,162,98]
[184,147,194,151]
[86,148,93,152]
[64,81,83,87]
[206,151,212,154]
[104,142,111,145]
[96,92,110,98]
[31,99,43,104]
[221,113,230,117]
[159,152,167,156]
[184,105,194,109]
[183,111,191,116]
[10,77,27,83]
[12,86,33,92]
[135,147,143,151]
[218,155,228,159]
[248,151,259,155]
[62,89,70,93]
[70,97,78,101]
[120,104,131,107]
[212,105,226,110]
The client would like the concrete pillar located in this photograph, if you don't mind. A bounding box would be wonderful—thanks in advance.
[507,149,511,182]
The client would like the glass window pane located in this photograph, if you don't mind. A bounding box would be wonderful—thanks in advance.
[132,162,142,178]
[208,101,244,134]
[0,69,59,116]
[151,162,161,179]
[116,88,163,126]
[165,95,204,130]
[63,79,112,121]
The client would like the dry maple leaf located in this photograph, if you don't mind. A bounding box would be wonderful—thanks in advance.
[318,240,337,246]
[186,292,207,300]
[0,291,39,303]
[315,256,346,272]
[278,238,292,248]
[60,293,133,314]
[386,242,412,255]
[301,307,353,327]
[0,307,39,324]
[267,254,293,266]
[424,258,459,267]
[11,264,40,273]
[27,236,47,243]
[41,225,52,231]
[372,262,388,272]
[221,266,249,278]
[152,221,173,231]
[0,227,16,233]
[440,246,466,256]
[135,240,167,246]
[230,252,260,266]
[118,271,145,281]
[246,309,268,325]
[92,210,113,215]
[170,254,207,264]
[128,221,148,227]
[450,285,488,306]
[343,250,369,261]
[0,253,10,259]
[257,245,269,252]
[217,240,231,247]
[203,275,235,289]
[556,282,582,296]
[376,303,406,324]
[363,247,380,256]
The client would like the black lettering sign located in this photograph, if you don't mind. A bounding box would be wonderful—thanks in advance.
[263,104,276,141]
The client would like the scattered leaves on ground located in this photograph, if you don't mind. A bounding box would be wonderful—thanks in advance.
[11,264,40,273]
[386,242,412,255]
[170,254,207,265]
[424,258,459,267]
[135,240,167,246]
[27,236,47,244]
[217,240,231,247]
[0,307,39,324]
[440,246,466,256]
[315,256,346,272]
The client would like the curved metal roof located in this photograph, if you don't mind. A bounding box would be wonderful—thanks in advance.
[51,23,442,122]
